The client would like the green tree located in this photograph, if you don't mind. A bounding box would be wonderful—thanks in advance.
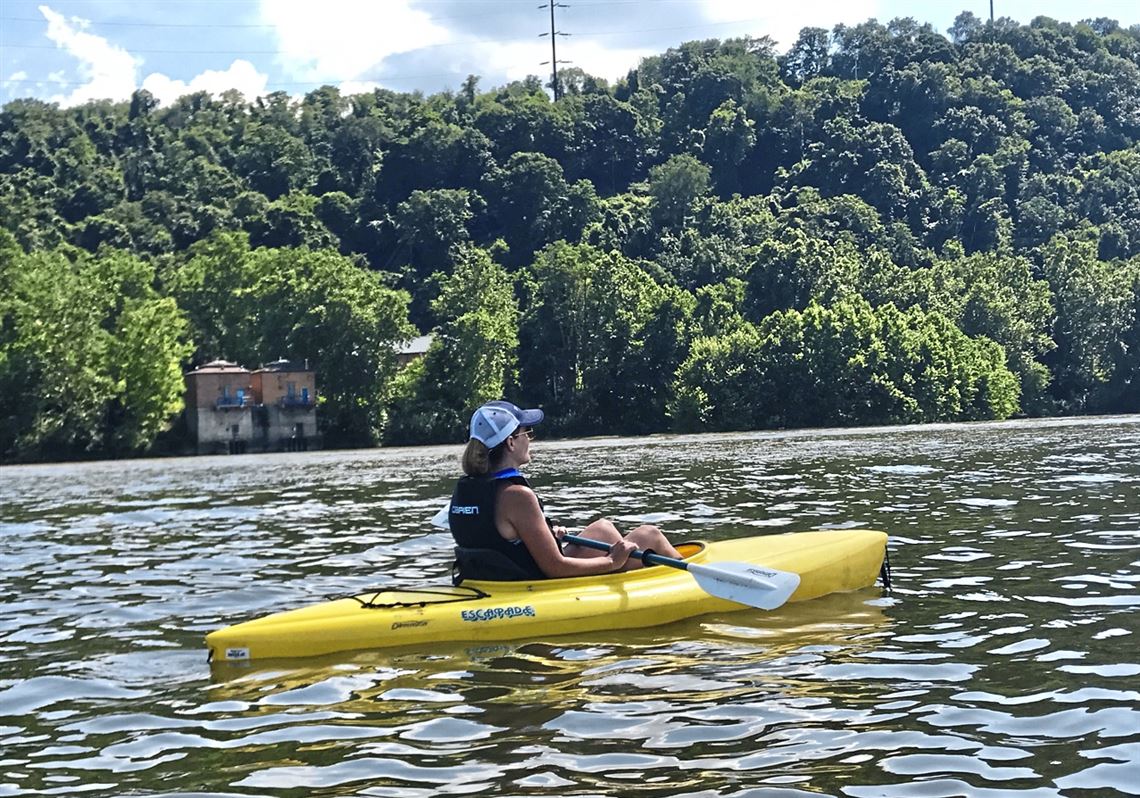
[518,242,692,433]
[0,236,192,460]
[385,247,519,443]
[703,99,756,195]
[393,188,478,276]
[743,228,862,320]
[932,251,1056,412]
[483,152,600,267]
[1041,234,1137,410]
[233,123,314,199]
[671,296,1020,431]
[648,154,711,228]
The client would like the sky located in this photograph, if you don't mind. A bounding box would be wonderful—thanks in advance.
[2,0,1139,108]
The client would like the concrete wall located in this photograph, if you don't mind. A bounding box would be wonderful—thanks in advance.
[190,406,255,454]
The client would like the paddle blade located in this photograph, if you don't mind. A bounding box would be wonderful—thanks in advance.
[687,561,800,610]
[430,504,451,530]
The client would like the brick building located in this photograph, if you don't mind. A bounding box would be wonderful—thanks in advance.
[184,359,319,454]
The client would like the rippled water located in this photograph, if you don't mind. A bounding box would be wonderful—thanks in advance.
[1,416,1138,797]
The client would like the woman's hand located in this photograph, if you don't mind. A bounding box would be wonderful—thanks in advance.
[606,539,638,570]
[551,525,569,540]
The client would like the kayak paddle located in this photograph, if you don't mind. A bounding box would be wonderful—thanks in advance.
[431,505,799,610]
[562,533,800,611]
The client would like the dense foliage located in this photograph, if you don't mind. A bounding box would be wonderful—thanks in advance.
[2,13,1139,460]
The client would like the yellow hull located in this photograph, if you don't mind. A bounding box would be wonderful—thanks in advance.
[206,529,888,662]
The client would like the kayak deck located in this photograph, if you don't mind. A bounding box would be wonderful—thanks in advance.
[206,529,888,662]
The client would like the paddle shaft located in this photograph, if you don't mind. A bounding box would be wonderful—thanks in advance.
[563,533,685,570]
[437,509,800,609]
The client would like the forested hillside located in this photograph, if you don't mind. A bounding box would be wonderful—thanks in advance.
[2,12,1139,461]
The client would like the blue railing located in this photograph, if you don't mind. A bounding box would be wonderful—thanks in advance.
[215,396,248,408]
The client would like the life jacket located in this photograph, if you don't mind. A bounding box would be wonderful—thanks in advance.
[449,469,554,583]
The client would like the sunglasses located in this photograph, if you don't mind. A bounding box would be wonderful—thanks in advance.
[511,427,536,441]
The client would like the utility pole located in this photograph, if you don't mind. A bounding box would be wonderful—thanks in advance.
[539,2,570,100]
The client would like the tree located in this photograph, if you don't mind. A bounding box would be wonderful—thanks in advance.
[1040,234,1136,411]
[777,116,929,224]
[648,154,711,228]
[233,123,314,199]
[393,188,477,276]
[567,93,654,194]
[671,295,1020,431]
[517,242,692,434]
[483,152,600,267]
[0,236,192,460]
[932,251,1056,412]
[377,114,494,203]
[385,247,520,443]
[743,228,862,320]
[781,28,832,85]
[703,100,756,195]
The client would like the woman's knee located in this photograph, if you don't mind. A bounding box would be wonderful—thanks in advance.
[563,518,621,558]
[581,518,622,542]
[627,525,679,557]
[626,524,662,546]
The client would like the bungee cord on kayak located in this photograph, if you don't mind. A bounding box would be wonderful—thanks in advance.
[343,585,491,609]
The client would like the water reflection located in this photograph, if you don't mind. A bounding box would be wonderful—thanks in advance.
[1,416,1138,796]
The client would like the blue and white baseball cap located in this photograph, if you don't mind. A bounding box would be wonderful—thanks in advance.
[469,400,544,449]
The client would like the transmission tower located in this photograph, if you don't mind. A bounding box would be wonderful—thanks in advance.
[539,2,571,100]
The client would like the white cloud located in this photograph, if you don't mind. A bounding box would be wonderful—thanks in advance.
[259,0,452,83]
[40,4,139,106]
[699,0,882,48]
[142,60,270,106]
[2,71,29,99]
[337,79,384,96]
[467,39,658,87]
[36,4,271,107]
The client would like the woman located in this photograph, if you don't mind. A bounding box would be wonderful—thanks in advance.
[449,400,681,581]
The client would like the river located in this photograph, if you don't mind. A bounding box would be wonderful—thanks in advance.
[1,416,1138,797]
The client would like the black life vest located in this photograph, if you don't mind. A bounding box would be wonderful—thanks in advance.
[449,471,553,582]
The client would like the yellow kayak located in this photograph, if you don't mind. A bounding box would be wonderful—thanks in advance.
[206,528,888,662]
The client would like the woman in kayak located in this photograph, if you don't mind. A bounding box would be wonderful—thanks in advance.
[449,400,681,581]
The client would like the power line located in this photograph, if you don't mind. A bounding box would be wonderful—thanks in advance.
[538,2,570,100]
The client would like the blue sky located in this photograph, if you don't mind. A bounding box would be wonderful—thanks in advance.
[2,0,1138,107]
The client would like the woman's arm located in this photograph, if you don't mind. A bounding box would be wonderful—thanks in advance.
[497,484,634,577]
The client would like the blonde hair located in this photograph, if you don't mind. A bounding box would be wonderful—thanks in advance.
[461,439,490,476]
[461,436,515,476]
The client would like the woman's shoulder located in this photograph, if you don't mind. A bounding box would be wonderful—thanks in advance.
[498,480,539,506]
